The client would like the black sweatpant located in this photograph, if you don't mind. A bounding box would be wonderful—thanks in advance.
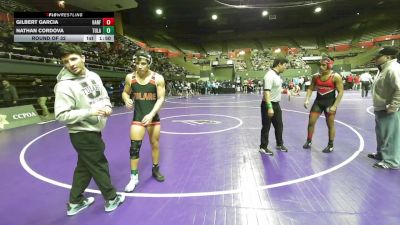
[260,101,283,148]
[69,132,116,203]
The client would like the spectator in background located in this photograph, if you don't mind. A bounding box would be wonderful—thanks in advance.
[346,73,353,90]
[353,74,361,90]
[32,78,51,118]
[360,71,373,97]
[2,80,18,107]
[370,47,400,169]
[104,82,114,106]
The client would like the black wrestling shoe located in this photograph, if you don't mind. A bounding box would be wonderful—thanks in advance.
[152,166,165,182]
[276,145,288,152]
[367,153,382,160]
[302,140,312,149]
[322,144,334,153]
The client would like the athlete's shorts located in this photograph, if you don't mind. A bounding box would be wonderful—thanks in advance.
[132,113,160,127]
[310,98,336,115]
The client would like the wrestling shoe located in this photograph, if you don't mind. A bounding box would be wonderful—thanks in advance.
[105,194,125,212]
[152,166,165,182]
[322,144,334,153]
[124,174,139,192]
[67,197,95,216]
[302,140,312,149]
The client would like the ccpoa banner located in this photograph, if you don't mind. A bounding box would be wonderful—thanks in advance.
[0,105,41,130]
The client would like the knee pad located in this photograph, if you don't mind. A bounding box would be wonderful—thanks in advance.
[130,140,142,159]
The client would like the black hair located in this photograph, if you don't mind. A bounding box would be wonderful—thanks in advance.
[56,44,83,58]
[272,57,289,68]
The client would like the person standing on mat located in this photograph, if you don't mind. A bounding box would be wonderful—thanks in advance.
[369,46,400,169]
[122,50,166,192]
[259,57,289,156]
[54,44,125,216]
[360,71,373,97]
[303,55,344,153]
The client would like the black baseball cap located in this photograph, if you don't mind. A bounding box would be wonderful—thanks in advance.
[375,46,399,58]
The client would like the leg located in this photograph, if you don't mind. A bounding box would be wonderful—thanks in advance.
[372,112,384,160]
[303,102,322,148]
[147,125,165,181]
[303,112,320,148]
[69,132,117,202]
[129,124,146,171]
[260,101,272,149]
[361,82,365,97]
[38,97,49,117]
[69,154,92,204]
[125,125,146,192]
[271,103,283,146]
[271,103,288,151]
[322,110,336,153]
[325,111,336,142]
[259,101,273,155]
[147,125,161,165]
[374,111,400,168]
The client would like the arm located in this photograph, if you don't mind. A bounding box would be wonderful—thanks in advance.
[263,73,274,117]
[54,85,92,124]
[151,75,166,116]
[121,74,134,109]
[142,74,166,125]
[304,76,316,108]
[330,74,344,112]
[387,69,400,113]
[264,90,274,118]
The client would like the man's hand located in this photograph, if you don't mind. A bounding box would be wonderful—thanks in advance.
[304,100,309,109]
[387,106,398,113]
[89,108,103,116]
[99,106,112,117]
[267,108,274,118]
[329,105,337,113]
[124,98,134,110]
[142,113,155,126]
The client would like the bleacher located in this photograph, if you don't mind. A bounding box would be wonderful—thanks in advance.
[259,38,292,48]
[294,37,318,49]
[360,24,398,42]
[326,34,352,47]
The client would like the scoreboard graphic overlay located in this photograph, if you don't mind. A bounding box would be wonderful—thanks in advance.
[14,12,115,42]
